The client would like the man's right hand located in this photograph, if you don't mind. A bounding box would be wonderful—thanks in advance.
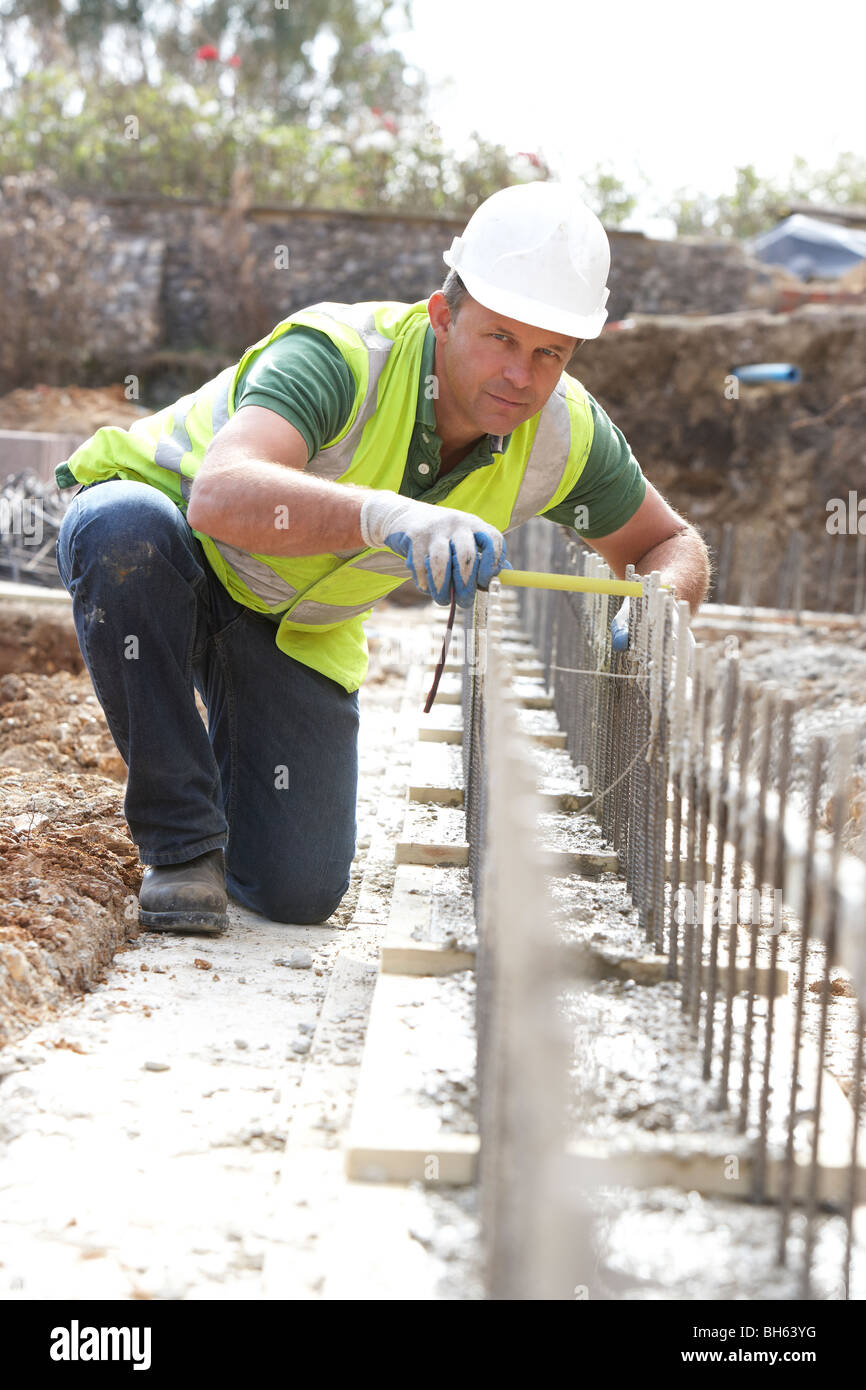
[359,491,510,608]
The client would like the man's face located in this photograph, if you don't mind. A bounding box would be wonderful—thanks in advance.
[429,292,578,438]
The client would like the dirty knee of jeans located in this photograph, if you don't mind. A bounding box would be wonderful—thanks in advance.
[98,539,161,586]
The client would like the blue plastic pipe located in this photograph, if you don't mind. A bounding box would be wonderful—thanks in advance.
[731,363,802,383]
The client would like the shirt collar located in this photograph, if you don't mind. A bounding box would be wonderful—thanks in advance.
[417,325,511,455]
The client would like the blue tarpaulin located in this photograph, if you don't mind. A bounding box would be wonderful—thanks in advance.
[750,214,866,280]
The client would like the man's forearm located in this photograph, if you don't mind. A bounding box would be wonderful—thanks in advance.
[187,460,368,555]
[634,524,710,613]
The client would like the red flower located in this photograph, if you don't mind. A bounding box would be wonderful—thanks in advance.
[226,54,241,68]
[195,44,219,61]
[518,151,542,168]
[382,117,398,134]
[370,107,382,117]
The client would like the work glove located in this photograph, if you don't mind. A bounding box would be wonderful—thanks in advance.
[611,595,697,672]
[611,597,630,651]
[359,490,510,608]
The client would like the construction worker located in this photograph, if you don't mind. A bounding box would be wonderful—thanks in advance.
[55,182,710,934]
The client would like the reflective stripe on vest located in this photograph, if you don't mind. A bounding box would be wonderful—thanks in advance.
[143,365,236,504]
[140,304,580,625]
[60,300,595,686]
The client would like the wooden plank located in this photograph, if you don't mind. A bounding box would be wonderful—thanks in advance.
[409,785,586,814]
[441,657,544,676]
[540,790,593,812]
[542,848,619,876]
[432,686,552,709]
[417,726,462,744]
[380,860,475,975]
[516,691,554,710]
[395,841,469,867]
[262,951,379,1298]
[562,941,788,995]
[347,1134,478,1184]
[350,668,431,927]
[408,740,464,805]
[380,938,476,975]
[408,782,464,806]
[345,972,478,1183]
[530,731,567,749]
[566,1136,866,1206]
[419,717,561,750]
[382,862,436,940]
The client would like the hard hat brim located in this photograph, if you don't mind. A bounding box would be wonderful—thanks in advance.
[443,255,609,341]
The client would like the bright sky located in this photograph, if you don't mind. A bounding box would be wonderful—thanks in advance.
[392,0,865,235]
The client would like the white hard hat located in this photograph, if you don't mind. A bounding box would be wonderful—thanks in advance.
[443,182,611,339]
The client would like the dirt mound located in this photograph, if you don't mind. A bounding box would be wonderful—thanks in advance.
[0,670,125,780]
[0,603,83,679]
[0,383,146,434]
[0,769,141,1048]
[575,304,866,540]
[788,385,866,509]
[0,663,140,1046]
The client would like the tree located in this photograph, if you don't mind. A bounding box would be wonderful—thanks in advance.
[0,0,423,122]
[664,189,718,237]
[0,66,528,212]
[713,164,783,239]
[781,152,866,210]
[578,163,640,227]
[662,154,866,240]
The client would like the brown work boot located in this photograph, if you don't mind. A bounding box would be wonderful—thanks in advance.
[138,848,228,934]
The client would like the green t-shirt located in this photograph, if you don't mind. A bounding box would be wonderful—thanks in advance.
[56,322,645,535]
[235,324,646,540]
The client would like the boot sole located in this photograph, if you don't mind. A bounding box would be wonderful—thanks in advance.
[138,907,228,934]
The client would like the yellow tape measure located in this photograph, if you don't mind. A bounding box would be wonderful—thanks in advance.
[498,569,645,597]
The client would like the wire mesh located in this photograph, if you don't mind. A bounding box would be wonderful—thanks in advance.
[465,518,866,1300]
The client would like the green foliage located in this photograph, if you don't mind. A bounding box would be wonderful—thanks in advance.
[0,0,421,121]
[783,152,866,209]
[0,66,527,211]
[0,2,531,212]
[663,190,718,238]
[578,163,640,227]
[664,164,782,238]
[712,164,783,239]
[663,155,866,239]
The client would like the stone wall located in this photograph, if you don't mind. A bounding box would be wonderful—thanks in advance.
[80,195,778,369]
[0,186,790,404]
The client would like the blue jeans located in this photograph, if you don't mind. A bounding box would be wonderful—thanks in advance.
[56,480,359,924]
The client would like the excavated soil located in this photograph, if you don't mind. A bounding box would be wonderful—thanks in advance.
[0,669,125,779]
[0,662,139,1048]
[0,603,83,679]
[0,383,146,434]
[576,306,866,535]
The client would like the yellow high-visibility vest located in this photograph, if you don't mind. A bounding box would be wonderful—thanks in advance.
[62,300,595,691]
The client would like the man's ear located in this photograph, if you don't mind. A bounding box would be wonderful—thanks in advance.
[427,291,452,341]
